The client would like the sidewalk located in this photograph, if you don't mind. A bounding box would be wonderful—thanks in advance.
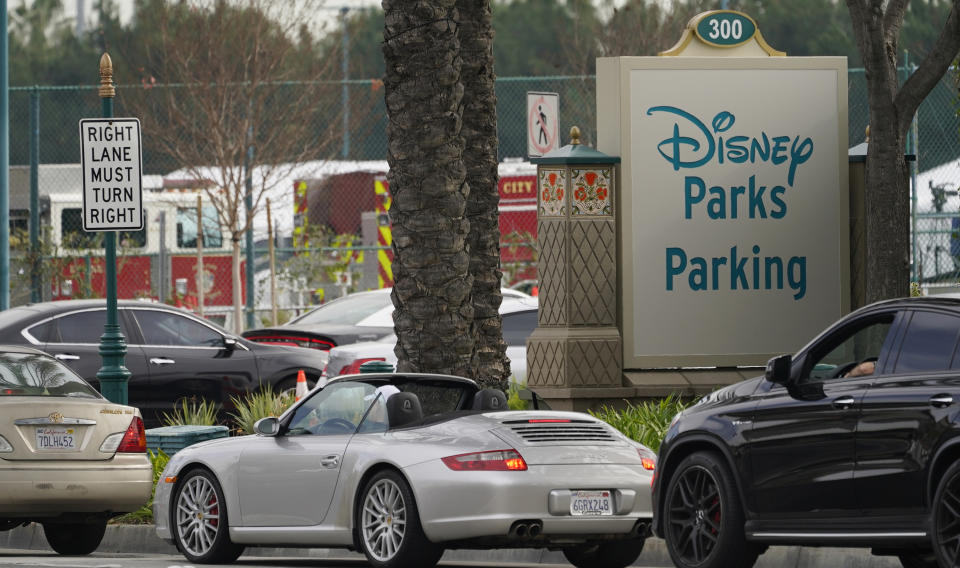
[0,523,901,567]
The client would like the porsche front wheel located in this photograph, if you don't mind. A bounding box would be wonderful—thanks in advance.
[358,469,443,568]
[172,469,244,564]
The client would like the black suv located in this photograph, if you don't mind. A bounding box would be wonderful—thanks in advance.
[652,295,960,568]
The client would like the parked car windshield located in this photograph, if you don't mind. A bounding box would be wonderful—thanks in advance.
[289,292,392,326]
[0,353,101,398]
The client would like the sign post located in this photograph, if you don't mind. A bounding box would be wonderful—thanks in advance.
[80,53,141,404]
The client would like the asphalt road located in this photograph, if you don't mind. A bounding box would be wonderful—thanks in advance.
[0,550,619,568]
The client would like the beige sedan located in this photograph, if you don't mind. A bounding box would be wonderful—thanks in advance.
[0,345,152,555]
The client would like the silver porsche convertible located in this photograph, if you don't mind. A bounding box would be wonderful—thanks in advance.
[154,373,655,568]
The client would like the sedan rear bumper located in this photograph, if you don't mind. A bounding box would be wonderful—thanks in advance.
[404,461,653,543]
[0,454,152,516]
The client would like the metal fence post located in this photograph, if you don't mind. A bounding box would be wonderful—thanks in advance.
[245,141,255,331]
[0,0,9,311]
[29,87,39,302]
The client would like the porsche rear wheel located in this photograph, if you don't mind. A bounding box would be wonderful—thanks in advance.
[358,469,443,568]
[562,538,646,568]
[172,469,244,564]
[43,519,106,555]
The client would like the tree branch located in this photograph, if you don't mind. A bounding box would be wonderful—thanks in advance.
[882,0,909,47]
[894,0,960,137]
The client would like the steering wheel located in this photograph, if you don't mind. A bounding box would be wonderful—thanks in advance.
[319,418,356,434]
[833,361,860,378]
[833,357,878,379]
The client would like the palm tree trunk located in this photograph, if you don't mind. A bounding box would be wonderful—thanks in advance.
[383,0,474,376]
[458,0,509,390]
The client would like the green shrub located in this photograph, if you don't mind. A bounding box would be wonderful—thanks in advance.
[589,394,690,452]
[161,397,219,427]
[111,449,169,525]
[229,387,295,435]
[507,381,528,411]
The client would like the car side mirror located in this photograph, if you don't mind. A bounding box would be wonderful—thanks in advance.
[223,337,238,351]
[765,354,792,385]
[254,417,280,437]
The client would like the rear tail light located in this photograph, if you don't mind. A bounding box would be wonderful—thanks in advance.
[244,334,334,350]
[117,416,147,453]
[340,358,386,375]
[442,449,527,471]
[641,458,656,471]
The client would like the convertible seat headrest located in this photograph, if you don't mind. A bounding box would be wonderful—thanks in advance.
[472,388,508,411]
[387,391,423,428]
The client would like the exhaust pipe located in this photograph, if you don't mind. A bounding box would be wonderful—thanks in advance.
[510,522,529,539]
[528,521,542,538]
[509,520,543,539]
[632,521,649,538]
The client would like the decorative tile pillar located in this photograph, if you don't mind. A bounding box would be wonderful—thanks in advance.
[527,127,630,411]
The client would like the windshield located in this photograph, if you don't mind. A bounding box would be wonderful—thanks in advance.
[0,353,101,398]
[290,292,393,326]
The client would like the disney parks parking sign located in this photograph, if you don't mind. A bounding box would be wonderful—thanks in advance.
[597,12,849,368]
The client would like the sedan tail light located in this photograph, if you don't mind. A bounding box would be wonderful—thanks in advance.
[442,449,527,471]
[117,416,147,453]
[244,334,334,350]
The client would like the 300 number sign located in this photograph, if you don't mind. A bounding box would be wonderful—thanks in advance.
[694,11,757,48]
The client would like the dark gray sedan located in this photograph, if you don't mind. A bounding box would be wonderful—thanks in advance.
[0,300,329,426]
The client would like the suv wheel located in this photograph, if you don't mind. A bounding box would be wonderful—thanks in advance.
[933,461,960,567]
[663,452,758,568]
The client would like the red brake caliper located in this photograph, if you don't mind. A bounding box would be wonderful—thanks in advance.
[208,497,219,527]
[710,497,720,534]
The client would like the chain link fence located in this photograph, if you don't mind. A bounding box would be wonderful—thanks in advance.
[7,70,960,327]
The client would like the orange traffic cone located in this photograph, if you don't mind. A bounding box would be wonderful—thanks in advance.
[295,370,308,401]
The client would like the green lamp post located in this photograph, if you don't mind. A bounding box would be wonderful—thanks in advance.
[94,53,132,404]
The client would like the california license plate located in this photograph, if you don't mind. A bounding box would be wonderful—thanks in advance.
[36,427,77,451]
[570,490,613,516]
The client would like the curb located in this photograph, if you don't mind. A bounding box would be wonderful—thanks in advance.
[1,523,901,567]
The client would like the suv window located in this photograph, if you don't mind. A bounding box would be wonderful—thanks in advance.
[134,310,223,347]
[895,311,960,373]
[804,315,895,382]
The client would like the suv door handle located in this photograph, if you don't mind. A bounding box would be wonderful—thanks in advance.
[320,455,340,469]
[931,395,954,408]
[54,353,80,361]
[832,396,856,410]
[149,357,176,366]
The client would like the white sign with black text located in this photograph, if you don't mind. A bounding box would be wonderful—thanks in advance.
[79,117,143,232]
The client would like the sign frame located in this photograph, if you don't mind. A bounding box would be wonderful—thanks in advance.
[527,91,559,158]
[597,56,850,369]
[79,117,144,232]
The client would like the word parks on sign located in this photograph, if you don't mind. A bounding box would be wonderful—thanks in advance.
[79,118,143,231]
